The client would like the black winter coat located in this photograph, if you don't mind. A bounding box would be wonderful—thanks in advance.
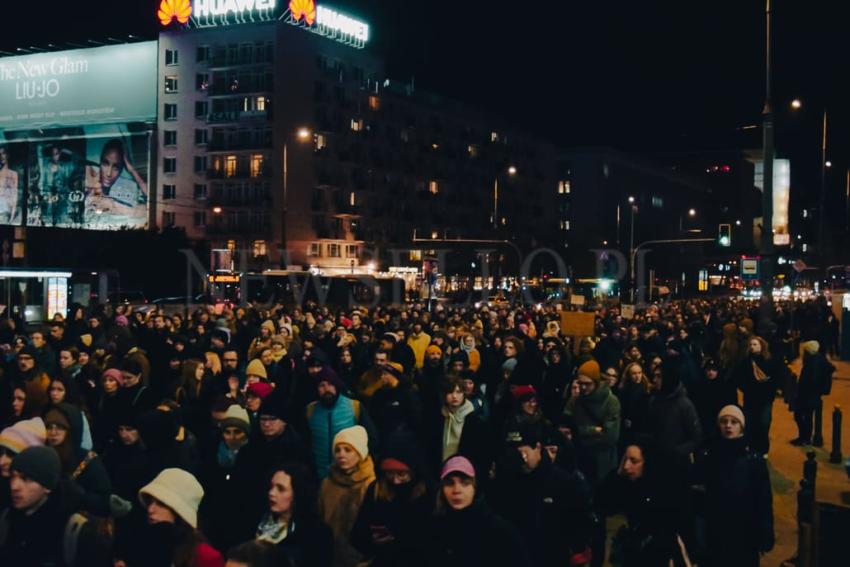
[645,384,701,465]
[691,376,738,439]
[351,481,434,567]
[735,354,783,410]
[426,500,527,567]
[692,437,774,560]
[795,352,835,411]
[491,456,594,567]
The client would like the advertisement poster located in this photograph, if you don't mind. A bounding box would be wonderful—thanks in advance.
[0,130,150,229]
[0,42,157,132]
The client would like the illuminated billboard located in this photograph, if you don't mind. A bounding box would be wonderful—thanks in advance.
[0,128,151,230]
[0,42,157,132]
[754,159,791,246]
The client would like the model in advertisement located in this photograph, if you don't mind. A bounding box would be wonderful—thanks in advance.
[0,145,18,224]
[84,138,148,227]
[38,145,81,226]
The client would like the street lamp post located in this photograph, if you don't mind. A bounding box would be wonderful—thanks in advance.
[818,110,829,257]
[492,166,516,230]
[281,127,312,264]
[627,196,636,300]
[759,0,775,330]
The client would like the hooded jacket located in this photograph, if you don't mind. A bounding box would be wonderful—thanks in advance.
[563,382,621,484]
[646,370,701,465]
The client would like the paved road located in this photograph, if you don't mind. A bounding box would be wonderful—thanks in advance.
[762,357,850,566]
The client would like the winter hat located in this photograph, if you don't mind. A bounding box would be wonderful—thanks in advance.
[440,455,476,480]
[314,366,346,392]
[702,358,719,372]
[245,359,268,380]
[577,360,601,383]
[78,334,93,348]
[270,334,287,347]
[114,315,129,327]
[511,384,537,403]
[11,446,61,490]
[802,341,820,356]
[211,329,230,344]
[502,358,518,375]
[718,405,746,428]
[219,404,250,434]
[0,417,47,455]
[102,368,125,387]
[44,408,71,431]
[380,432,425,476]
[504,421,541,447]
[259,389,291,423]
[261,320,276,335]
[333,425,369,460]
[426,344,443,357]
[247,381,274,399]
[139,468,204,528]
[18,345,39,359]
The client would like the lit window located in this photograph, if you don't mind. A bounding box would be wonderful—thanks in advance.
[351,119,364,132]
[349,192,355,206]
[468,144,478,157]
[368,95,380,110]
[315,134,327,151]
[802,243,808,252]
[490,131,500,142]
[409,250,422,261]
[250,154,264,178]
[309,243,321,256]
[651,196,664,208]
[252,240,267,257]
[429,180,439,194]
[345,245,358,258]
[558,180,571,194]
[328,243,341,258]
[164,75,178,93]
[256,96,266,111]
[226,239,236,251]
[225,155,237,178]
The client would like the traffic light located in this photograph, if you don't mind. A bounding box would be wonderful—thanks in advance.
[718,223,731,247]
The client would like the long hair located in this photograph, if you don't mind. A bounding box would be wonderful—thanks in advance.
[204,352,222,376]
[748,335,771,361]
[177,359,205,402]
[619,362,651,393]
[267,461,319,524]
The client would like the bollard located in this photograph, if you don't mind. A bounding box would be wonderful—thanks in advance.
[829,405,843,464]
[813,400,824,447]
[796,451,818,567]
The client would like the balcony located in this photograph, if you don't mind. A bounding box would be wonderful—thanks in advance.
[207,138,273,152]
[206,110,270,124]
[206,222,270,236]
[206,166,272,180]
[208,82,273,97]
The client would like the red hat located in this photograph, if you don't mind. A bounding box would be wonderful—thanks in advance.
[247,382,274,399]
[511,384,537,402]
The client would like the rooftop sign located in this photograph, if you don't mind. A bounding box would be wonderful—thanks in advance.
[287,1,369,48]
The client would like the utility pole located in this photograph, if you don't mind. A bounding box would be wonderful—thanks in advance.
[759,0,775,334]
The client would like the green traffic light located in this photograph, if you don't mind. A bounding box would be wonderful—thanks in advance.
[719,236,730,246]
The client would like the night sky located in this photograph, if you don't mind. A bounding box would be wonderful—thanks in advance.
[3,1,849,196]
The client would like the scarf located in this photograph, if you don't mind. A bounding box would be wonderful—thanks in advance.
[216,440,242,468]
[442,400,474,461]
[751,359,769,382]
[256,513,291,544]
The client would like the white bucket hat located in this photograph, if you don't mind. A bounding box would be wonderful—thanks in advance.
[139,468,204,528]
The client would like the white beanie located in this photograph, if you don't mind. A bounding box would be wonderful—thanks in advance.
[333,425,369,460]
[718,405,746,429]
[801,341,820,356]
[219,404,250,434]
[139,468,204,528]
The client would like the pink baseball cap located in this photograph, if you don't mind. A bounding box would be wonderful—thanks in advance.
[440,455,476,480]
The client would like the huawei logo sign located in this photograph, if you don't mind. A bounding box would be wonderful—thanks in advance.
[158,0,192,26]
[290,0,316,25]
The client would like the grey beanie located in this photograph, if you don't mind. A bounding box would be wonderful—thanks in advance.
[11,446,61,490]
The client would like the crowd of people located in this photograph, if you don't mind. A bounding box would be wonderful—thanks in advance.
[0,295,839,567]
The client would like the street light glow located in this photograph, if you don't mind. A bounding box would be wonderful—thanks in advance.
[508,166,517,175]
[688,208,696,217]
[790,99,802,110]
[825,160,832,168]
[297,127,311,140]
[628,196,635,204]
[213,206,222,214]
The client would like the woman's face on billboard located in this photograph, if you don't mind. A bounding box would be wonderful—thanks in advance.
[100,149,124,189]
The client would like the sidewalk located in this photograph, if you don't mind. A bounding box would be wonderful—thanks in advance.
[762,357,850,566]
